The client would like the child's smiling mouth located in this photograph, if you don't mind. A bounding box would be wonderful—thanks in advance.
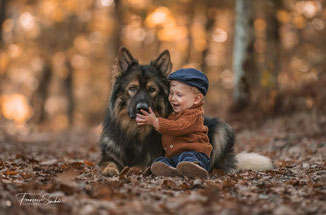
[172,104,180,110]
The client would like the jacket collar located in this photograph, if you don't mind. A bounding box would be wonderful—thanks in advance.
[191,100,204,110]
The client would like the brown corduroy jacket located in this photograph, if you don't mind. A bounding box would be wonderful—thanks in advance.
[157,102,212,158]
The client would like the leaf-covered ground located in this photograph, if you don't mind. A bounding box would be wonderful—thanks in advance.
[0,111,325,215]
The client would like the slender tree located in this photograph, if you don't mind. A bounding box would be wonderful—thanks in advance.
[30,61,52,123]
[263,0,282,90]
[0,0,7,118]
[65,59,74,126]
[183,0,195,65]
[200,7,216,73]
[112,0,123,57]
[232,0,256,111]
[0,0,7,46]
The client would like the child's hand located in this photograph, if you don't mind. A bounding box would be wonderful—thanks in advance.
[136,107,159,129]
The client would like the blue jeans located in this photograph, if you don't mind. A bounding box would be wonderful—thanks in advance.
[153,151,210,171]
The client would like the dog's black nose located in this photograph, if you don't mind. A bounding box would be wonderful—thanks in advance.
[136,102,149,114]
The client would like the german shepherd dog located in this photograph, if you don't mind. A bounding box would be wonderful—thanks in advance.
[99,47,272,176]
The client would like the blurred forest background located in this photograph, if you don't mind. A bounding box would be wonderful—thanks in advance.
[0,0,326,131]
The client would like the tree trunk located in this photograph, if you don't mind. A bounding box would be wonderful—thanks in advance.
[108,0,123,87]
[232,0,256,111]
[263,0,281,90]
[112,0,123,57]
[0,0,7,46]
[0,0,7,118]
[30,61,52,123]
[200,7,216,73]
[183,0,195,65]
[65,59,74,126]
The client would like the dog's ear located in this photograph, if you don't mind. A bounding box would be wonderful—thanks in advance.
[117,47,138,73]
[151,50,172,75]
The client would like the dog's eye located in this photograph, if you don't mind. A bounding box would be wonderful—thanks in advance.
[129,86,137,92]
[148,87,156,93]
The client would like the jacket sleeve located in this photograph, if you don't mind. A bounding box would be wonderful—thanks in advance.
[157,111,201,136]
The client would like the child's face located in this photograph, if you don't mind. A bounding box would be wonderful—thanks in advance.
[168,81,202,113]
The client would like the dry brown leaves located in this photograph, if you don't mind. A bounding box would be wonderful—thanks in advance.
[0,112,325,215]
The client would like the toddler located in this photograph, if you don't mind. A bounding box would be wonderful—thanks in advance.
[136,68,212,179]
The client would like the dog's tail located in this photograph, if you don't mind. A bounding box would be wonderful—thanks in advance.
[206,116,273,172]
[235,152,273,171]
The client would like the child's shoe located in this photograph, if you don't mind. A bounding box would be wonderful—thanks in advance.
[151,162,180,177]
[176,161,208,179]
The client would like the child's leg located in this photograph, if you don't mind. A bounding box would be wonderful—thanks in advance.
[153,157,175,167]
[176,152,210,170]
[176,152,210,179]
[151,157,180,177]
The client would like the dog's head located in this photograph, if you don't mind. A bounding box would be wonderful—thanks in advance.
[109,47,172,135]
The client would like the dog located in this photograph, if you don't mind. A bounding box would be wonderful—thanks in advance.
[99,47,272,176]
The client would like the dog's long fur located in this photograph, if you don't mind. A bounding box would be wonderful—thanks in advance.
[99,47,272,176]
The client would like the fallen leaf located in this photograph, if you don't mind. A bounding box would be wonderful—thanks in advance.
[83,160,95,166]
[56,170,79,187]
[161,179,179,190]
[119,166,130,180]
[5,170,18,175]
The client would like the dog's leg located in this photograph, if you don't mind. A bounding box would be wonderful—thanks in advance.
[99,161,120,176]
[99,136,125,176]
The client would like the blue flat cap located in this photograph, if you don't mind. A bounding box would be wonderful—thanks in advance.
[168,68,209,96]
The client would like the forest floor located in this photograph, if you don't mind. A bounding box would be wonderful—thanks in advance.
[0,110,325,215]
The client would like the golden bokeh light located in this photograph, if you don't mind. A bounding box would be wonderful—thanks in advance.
[71,54,90,69]
[194,38,207,51]
[3,19,15,33]
[19,12,36,31]
[99,0,114,7]
[38,0,67,23]
[254,39,266,54]
[282,31,299,50]
[293,15,306,29]
[276,10,290,23]
[74,36,91,55]
[254,19,266,32]
[220,69,234,89]
[1,94,32,124]
[312,18,325,31]
[296,1,320,18]
[48,114,69,130]
[157,26,187,42]
[0,52,9,72]
[212,28,228,43]
[8,44,22,59]
[88,11,113,36]
[145,7,174,28]
[126,0,148,9]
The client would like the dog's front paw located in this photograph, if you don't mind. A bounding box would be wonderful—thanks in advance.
[101,162,120,177]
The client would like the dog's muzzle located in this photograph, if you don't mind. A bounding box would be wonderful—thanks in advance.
[136,102,149,115]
